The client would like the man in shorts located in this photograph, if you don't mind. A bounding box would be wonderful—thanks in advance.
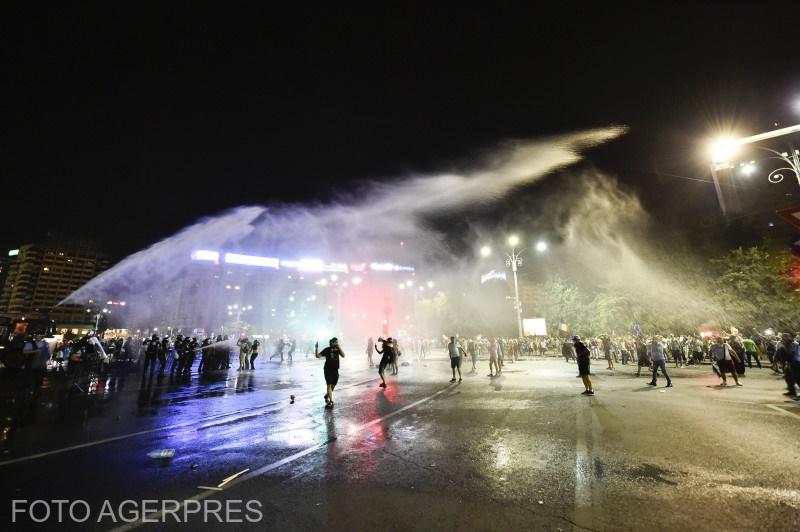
[710,336,742,387]
[573,336,594,395]
[375,337,395,388]
[315,337,345,408]
[447,336,462,383]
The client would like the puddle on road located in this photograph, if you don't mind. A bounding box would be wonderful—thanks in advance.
[621,463,677,485]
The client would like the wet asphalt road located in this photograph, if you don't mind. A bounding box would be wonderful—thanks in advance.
[1,350,799,531]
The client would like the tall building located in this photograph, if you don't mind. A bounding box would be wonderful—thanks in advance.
[0,236,110,330]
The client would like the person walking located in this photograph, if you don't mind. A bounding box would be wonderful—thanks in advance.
[287,338,296,362]
[447,336,462,383]
[776,333,800,398]
[270,337,285,361]
[573,336,593,395]
[741,336,762,369]
[316,338,345,408]
[647,335,673,387]
[710,336,742,387]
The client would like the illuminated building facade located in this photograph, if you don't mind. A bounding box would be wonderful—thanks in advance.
[0,238,110,329]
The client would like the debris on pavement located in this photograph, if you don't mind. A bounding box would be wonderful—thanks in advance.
[146,449,175,460]
[217,468,250,488]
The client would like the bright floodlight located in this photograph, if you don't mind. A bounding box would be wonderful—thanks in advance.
[352,276,362,285]
[405,280,413,287]
[535,240,548,252]
[710,137,739,163]
[508,235,520,247]
[427,281,434,288]
[480,245,491,257]
[741,163,756,176]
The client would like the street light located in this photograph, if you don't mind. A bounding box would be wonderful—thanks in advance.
[505,236,524,338]
[480,245,492,257]
[708,124,800,216]
[710,137,740,164]
[501,236,548,339]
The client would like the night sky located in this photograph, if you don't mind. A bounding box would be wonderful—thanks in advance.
[4,3,800,260]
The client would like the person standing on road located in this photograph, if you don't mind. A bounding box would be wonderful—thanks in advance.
[710,336,742,387]
[668,334,683,368]
[250,339,260,369]
[143,334,160,375]
[366,337,375,367]
[647,335,673,388]
[447,336,463,383]
[777,333,800,398]
[573,336,594,395]
[375,337,395,388]
[467,338,478,373]
[488,338,500,377]
[635,338,650,377]
[602,335,614,370]
[237,336,251,370]
[741,336,762,369]
[316,337,345,408]
[562,338,576,363]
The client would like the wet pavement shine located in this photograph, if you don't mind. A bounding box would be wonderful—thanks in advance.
[1,350,799,531]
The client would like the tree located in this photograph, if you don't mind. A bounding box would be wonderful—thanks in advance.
[710,246,800,330]
[527,275,584,336]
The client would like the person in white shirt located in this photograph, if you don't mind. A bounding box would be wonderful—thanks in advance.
[647,335,673,388]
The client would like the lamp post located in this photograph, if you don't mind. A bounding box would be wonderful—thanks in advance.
[505,236,524,338]
[481,237,547,338]
[709,124,800,216]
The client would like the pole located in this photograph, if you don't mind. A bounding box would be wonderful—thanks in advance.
[710,164,727,218]
[511,248,523,338]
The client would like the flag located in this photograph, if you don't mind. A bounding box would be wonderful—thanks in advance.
[481,270,507,284]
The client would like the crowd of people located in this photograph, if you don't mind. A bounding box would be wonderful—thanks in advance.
[4,325,800,407]
[428,331,800,399]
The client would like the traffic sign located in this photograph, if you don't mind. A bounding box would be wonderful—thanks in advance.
[777,206,800,229]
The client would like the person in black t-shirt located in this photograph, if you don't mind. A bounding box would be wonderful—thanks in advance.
[573,336,594,396]
[375,337,395,388]
[316,337,345,408]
